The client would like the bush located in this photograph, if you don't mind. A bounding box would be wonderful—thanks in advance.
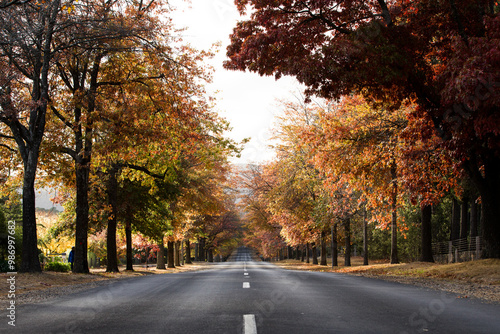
[0,259,11,272]
[44,261,71,272]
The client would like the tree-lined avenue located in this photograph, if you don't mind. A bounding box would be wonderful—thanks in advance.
[3,248,500,333]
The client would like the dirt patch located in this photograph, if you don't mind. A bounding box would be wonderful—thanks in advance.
[273,257,500,303]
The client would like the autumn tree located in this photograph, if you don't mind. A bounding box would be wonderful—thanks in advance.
[225,0,500,258]
[304,96,409,263]
[0,0,75,272]
[238,164,284,259]
[268,99,334,264]
[44,0,220,273]
[399,109,462,262]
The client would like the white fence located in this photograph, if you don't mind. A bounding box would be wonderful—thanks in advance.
[432,236,482,263]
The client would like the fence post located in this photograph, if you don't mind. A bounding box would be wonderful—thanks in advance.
[448,241,453,263]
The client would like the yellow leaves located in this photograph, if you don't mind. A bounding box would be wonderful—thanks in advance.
[61,4,74,14]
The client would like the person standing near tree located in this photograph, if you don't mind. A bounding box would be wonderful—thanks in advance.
[68,247,75,271]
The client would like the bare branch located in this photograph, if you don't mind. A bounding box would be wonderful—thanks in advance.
[51,106,74,129]
[0,143,15,152]
[60,146,77,159]
[0,0,31,9]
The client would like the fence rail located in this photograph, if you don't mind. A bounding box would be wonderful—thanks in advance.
[432,236,482,263]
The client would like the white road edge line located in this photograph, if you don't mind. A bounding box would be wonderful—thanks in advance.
[243,314,257,334]
[243,282,250,288]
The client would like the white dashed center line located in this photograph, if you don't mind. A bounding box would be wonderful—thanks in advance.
[243,314,257,334]
[243,282,250,288]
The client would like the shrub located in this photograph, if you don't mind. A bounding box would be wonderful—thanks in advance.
[44,261,71,272]
[0,260,11,272]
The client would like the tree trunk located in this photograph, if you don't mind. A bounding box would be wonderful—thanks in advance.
[344,218,351,267]
[198,238,206,261]
[185,240,192,264]
[390,163,399,264]
[20,161,42,272]
[194,242,199,261]
[300,245,305,262]
[479,184,500,258]
[167,240,175,268]
[305,243,310,263]
[363,211,369,266]
[312,243,318,265]
[320,231,327,266]
[174,241,181,267]
[331,223,338,267]
[470,199,479,238]
[460,196,469,240]
[125,215,133,270]
[5,0,55,273]
[106,166,119,273]
[73,158,90,273]
[450,198,461,241]
[181,240,185,265]
[420,204,434,262]
[466,155,500,258]
[157,240,166,270]
[72,57,101,274]
[295,246,300,260]
[208,248,214,262]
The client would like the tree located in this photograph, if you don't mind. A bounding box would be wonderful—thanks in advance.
[225,0,500,258]
[399,110,461,262]
[303,96,408,263]
[0,0,67,272]
[42,0,175,273]
[238,164,284,259]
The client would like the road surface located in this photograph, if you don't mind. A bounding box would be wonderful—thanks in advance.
[3,247,500,333]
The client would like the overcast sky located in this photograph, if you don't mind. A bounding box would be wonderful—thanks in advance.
[169,0,301,164]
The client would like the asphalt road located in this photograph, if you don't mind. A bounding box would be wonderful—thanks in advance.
[3,247,500,333]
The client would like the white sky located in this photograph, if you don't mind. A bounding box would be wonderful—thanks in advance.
[169,0,301,164]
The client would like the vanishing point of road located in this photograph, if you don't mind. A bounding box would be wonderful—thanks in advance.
[4,247,500,333]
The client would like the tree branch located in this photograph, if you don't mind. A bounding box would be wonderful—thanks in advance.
[60,146,77,159]
[51,106,74,129]
[0,133,15,140]
[0,0,31,9]
[377,0,392,27]
[97,73,165,88]
[0,143,16,152]
[449,0,469,45]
